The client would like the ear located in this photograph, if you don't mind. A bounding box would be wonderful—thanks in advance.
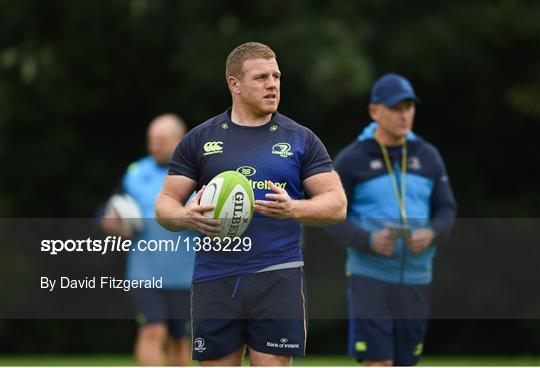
[227,75,241,95]
[369,104,380,121]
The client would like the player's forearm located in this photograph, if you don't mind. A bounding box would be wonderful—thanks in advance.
[154,193,188,232]
[292,190,347,226]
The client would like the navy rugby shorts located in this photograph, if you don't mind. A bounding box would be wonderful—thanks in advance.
[347,274,431,366]
[191,267,307,361]
[132,289,190,339]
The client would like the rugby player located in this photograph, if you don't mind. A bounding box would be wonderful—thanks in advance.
[155,42,347,366]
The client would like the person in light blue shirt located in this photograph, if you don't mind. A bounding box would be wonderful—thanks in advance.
[101,114,195,366]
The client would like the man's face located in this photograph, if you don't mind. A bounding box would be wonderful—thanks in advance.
[236,57,281,116]
[370,100,416,139]
[147,127,182,165]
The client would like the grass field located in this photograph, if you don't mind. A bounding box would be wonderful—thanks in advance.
[1,355,540,366]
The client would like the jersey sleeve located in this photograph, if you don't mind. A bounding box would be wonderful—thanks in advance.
[301,129,334,181]
[168,131,199,181]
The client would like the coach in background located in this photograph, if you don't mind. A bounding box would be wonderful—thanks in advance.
[100,114,194,366]
[325,74,456,366]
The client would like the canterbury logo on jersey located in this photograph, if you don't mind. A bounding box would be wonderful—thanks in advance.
[272,143,294,158]
[370,159,383,170]
[203,141,223,156]
[408,156,422,170]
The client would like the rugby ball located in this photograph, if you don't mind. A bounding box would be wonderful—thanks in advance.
[200,171,254,238]
[105,194,144,233]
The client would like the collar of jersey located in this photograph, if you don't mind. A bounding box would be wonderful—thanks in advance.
[223,107,277,129]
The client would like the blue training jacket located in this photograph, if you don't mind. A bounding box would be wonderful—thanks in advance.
[326,122,456,285]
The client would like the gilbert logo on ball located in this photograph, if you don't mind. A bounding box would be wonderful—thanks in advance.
[200,171,255,238]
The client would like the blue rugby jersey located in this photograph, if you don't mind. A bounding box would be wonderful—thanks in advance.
[325,122,456,285]
[123,156,195,289]
[168,109,333,283]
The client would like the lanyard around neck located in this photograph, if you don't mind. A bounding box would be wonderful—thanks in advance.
[375,138,408,223]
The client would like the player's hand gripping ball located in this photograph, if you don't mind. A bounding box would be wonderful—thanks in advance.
[105,194,144,234]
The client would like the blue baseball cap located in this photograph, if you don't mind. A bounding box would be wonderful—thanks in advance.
[370,73,420,107]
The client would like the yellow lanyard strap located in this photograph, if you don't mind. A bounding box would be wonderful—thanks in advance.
[376,139,407,223]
